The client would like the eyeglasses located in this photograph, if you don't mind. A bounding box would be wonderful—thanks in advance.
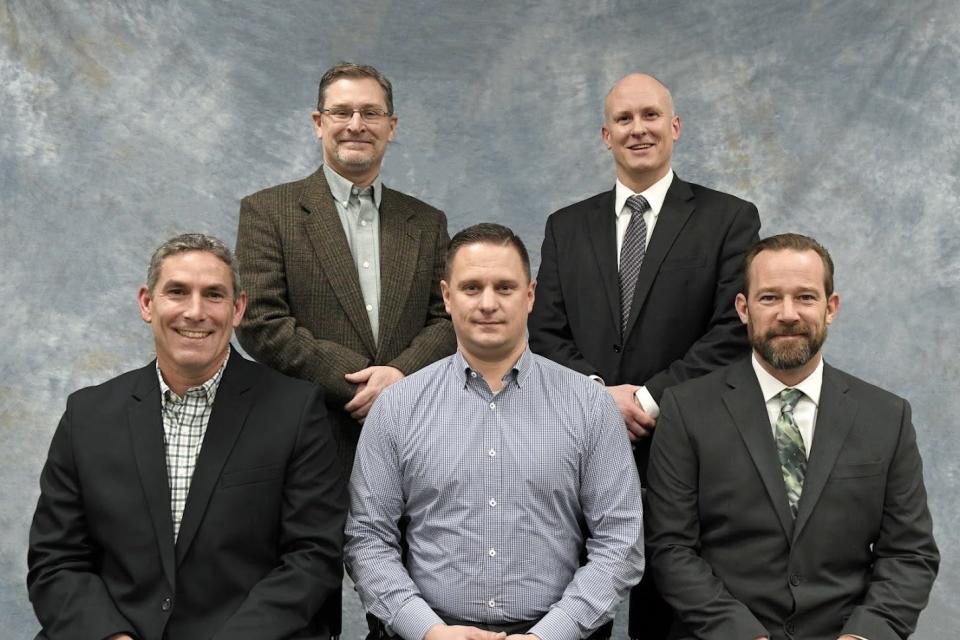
[319,107,392,123]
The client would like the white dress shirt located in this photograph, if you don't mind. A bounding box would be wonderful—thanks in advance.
[751,354,824,456]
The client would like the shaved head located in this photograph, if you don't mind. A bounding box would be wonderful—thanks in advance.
[605,73,675,120]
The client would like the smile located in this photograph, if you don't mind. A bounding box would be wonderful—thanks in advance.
[628,143,654,151]
[176,329,212,339]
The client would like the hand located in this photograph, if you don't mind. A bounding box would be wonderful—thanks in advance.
[344,366,404,422]
[107,635,135,640]
[505,635,540,640]
[607,384,656,441]
[837,636,865,640]
[424,623,507,640]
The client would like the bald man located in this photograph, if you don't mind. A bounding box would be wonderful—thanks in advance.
[529,73,761,640]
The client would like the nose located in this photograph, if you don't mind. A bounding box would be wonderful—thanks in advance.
[777,297,800,322]
[478,287,498,312]
[184,292,207,320]
[630,115,646,136]
[345,110,366,131]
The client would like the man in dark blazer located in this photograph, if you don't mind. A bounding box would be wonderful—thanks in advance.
[27,234,347,640]
[528,73,761,639]
[645,233,939,640]
[236,62,455,478]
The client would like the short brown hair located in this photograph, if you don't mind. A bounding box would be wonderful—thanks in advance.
[446,223,530,282]
[317,62,394,114]
[146,233,242,299]
[742,233,835,297]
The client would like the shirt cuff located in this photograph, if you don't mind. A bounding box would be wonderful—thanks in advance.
[634,386,660,418]
[588,374,605,385]
[390,596,444,640]
[528,607,580,640]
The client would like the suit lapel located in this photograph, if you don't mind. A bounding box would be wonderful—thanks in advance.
[175,352,258,565]
[127,363,176,588]
[722,359,795,540]
[792,363,857,542]
[301,169,377,353]
[585,188,622,334]
[624,177,695,339]
[376,188,420,360]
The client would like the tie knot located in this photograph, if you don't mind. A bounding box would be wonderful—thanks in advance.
[778,388,803,413]
[626,194,650,215]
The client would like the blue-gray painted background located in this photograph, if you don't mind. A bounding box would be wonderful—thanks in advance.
[2,1,957,637]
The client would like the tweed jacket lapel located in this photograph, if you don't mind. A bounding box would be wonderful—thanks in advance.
[376,187,421,362]
[300,169,377,354]
[722,358,795,540]
[623,176,695,340]
[127,362,176,589]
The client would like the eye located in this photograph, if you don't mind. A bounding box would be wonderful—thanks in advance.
[615,114,632,125]
[329,108,353,118]
[207,291,226,300]
[361,109,386,120]
[758,294,777,303]
[643,110,660,120]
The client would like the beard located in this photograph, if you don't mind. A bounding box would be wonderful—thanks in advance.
[335,139,375,170]
[751,322,827,371]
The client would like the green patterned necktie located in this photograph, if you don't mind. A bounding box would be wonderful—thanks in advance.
[776,388,806,518]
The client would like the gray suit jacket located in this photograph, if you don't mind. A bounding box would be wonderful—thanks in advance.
[236,168,455,469]
[645,357,939,640]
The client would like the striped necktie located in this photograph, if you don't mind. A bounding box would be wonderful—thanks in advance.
[618,194,650,335]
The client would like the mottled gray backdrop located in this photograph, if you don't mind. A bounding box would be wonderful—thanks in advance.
[2,1,957,637]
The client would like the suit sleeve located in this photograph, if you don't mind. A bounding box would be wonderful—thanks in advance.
[644,201,760,402]
[645,388,770,640]
[841,400,939,640]
[212,387,348,640]
[27,400,138,640]
[528,214,602,378]
[387,213,456,376]
[236,194,369,404]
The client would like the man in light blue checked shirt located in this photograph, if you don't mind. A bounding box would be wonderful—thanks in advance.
[345,223,644,640]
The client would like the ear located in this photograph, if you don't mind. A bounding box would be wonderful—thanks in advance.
[735,292,749,325]
[601,124,612,149]
[825,291,840,325]
[386,114,398,143]
[138,285,154,324]
[526,279,537,313]
[441,280,451,314]
[672,114,682,141]
[311,111,323,140]
[231,291,248,328]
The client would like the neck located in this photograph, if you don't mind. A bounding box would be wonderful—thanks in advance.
[756,351,822,387]
[158,354,226,396]
[460,343,525,393]
[618,165,669,194]
[325,158,380,189]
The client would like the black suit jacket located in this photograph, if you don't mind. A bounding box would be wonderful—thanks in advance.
[529,175,761,481]
[28,351,347,640]
[646,358,939,640]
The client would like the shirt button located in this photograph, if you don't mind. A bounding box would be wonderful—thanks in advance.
[363,261,370,268]
[489,402,496,410]
[489,498,497,507]
[470,371,477,378]
[161,596,172,611]
[789,574,801,586]
[366,304,373,311]
[488,448,496,457]
[488,548,496,557]
[488,599,496,608]
[360,220,367,226]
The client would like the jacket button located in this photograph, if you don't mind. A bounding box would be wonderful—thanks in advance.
[785,621,796,635]
[161,596,172,611]
[789,574,801,586]
[613,344,621,353]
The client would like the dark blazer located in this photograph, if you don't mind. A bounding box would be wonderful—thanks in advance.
[27,351,347,640]
[235,168,456,471]
[645,357,939,640]
[528,175,761,482]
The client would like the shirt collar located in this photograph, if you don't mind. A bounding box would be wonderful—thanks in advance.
[751,352,823,407]
[323,164,383,208]
[614,168,674,218]
[157,346,230,406]
[453,346,533,389]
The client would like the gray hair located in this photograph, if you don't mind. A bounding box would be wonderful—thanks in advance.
[317,62,394,115]
[146,233,242,298]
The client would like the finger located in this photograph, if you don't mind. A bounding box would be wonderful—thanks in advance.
[626,421,651,439]
[345,368,373,383]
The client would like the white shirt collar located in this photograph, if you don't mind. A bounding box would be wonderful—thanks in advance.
[751,352,824,407]
[614,169,674,218]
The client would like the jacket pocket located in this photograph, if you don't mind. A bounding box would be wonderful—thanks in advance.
[220,464,283,488]
[830,461,883,479]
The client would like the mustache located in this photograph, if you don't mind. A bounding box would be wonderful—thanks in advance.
[765,325,810,338]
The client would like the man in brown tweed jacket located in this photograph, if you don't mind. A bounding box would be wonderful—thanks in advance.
[236,62,455,478]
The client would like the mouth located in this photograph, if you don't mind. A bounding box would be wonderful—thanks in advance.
[175,328,212,339]
[627,142,655,152]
